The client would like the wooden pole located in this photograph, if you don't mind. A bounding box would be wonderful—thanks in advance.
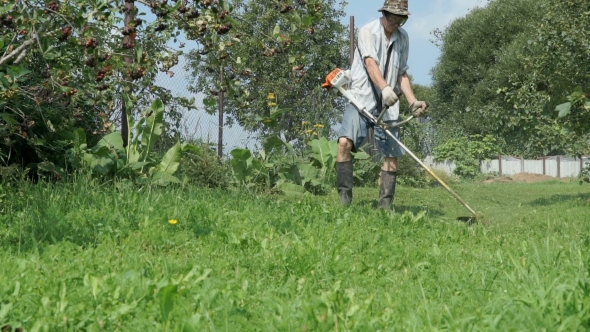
[121,0,135,147]
[557,156,561,178]
[218,70,224,158]
[498,155,502,176]
[542,157,546,175]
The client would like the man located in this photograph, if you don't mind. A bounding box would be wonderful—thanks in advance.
[336,0,428,209]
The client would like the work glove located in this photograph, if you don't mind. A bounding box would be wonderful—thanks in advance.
[381,86,399,107]
[410,100,429,118]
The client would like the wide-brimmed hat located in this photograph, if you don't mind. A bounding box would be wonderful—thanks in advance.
[378,0,411,16]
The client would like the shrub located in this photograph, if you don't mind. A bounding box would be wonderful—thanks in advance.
[180,142,233,189]
[433,134,502,178]
[580,162,590,185]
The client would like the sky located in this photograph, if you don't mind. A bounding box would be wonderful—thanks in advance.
[343,0,486,86]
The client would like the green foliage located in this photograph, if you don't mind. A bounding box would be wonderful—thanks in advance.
[180,141,233,189]
[430,0,542,144]
[1,0,324,174]
[433,134,501,178]
[580,162,590,185]
[0,0,215,172]
[66,99,190,186]
[1,179,590,330]
[431,0,590,156]
[554,87,588,120]
[351,148,381,187]
[186,0,348,144]
[230,135,333,195]
[229,135,377,195]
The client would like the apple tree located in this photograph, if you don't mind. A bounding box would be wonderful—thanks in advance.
[185,0,349,145]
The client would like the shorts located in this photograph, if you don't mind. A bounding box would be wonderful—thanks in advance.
[338,103,405,158]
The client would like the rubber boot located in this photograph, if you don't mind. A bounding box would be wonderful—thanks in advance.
[378,170,397,210]
[336,161,353,206]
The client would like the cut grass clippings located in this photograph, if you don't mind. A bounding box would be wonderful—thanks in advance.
[0,178,589,331]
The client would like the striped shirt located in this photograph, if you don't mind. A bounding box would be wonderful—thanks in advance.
[349,18,409,121]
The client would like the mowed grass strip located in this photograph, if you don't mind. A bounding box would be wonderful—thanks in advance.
[0,179,589,331]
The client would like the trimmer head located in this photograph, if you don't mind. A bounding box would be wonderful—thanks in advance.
[457,214,485,225]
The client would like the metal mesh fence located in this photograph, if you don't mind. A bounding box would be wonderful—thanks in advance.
[153,54,258,157]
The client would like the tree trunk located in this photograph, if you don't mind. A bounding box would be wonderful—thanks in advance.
[121,0,135,147]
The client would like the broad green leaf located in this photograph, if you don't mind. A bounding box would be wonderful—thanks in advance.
[159,284,178,322]
[96,132,124,153]
[354,151,371,160]
[263,135,285,154]
[302,16,313,27]
[86,153,114,175]
[73,128,86,148]
[1,113,18,125]
[279,182,306,196]
[141,99,165,161]
[127,144,141,164]
[0,76,10,89]
[135,46,144,63]
[156,141,182,175]
[181,143,201,154]
[298,163,319,183]
[203,97,217,107]
[272,25,280,37]
[556,102,572,118]
[310,137,333,168]
[0,303,13,321]
[130,161,150,170]
[231,148,252,161]
[151,171,181,186]
[0,3,14,14]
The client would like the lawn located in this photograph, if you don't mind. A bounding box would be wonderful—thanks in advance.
[0,178,589,331]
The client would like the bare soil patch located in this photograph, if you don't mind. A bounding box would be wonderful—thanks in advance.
[483,173,567,184]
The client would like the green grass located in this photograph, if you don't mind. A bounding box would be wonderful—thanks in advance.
[0,178,589,331]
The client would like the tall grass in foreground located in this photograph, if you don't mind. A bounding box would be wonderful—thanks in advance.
[0,177,589,331]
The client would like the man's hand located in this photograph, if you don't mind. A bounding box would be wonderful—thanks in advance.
[410,100,429,117]
[381,86,399,106]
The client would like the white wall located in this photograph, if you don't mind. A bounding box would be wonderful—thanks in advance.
[424,156,589,178]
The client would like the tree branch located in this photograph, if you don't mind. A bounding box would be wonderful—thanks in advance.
[0,36,37,67]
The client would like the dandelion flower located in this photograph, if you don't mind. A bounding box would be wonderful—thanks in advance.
[168,219,178,225]
[302,121,309,125]
[305,129,313,134]
[268,102,277,107]
[267,93,275,100]
[314,124,324,129]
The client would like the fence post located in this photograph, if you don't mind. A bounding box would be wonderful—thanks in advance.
[520,156,524,173]
[498,155,502,176]
[581,157,584,174]
[218,70,224,158]
[557,156,561,178]
[542,157,546,175]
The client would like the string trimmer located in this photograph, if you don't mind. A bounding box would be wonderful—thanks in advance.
[322,68,481,223]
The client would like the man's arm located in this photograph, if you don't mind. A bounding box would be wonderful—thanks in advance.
[364,57,399,106]
[398,72,428,116]
[397,72,417,106]
[364,57,388,90]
